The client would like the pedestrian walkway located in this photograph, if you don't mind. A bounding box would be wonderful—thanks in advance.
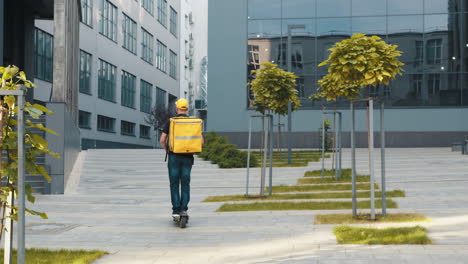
[21,148,468,263]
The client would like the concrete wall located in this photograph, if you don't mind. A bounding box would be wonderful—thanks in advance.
[207,0,468,147]
[44,103,81,194]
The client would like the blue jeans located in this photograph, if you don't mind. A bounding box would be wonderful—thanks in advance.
[167,154,193,213]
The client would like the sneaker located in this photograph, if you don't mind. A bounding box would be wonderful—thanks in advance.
[179,210,188,217]
[172,210,180,218]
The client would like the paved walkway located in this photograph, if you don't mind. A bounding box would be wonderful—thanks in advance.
[20,148,468,263]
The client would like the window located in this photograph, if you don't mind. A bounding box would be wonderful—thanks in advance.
[140,125,151,139]
[79,111,92,129]
[426,39,442,65]
[156,87,166,106]
[157,0,167,27]
[81,0,93,27]
[100,0,118,42]
[97,115,115,133]
[140,80,153,113]
[156,40,167,72]
[427,74,440,98]
[248,45,260,74]
[34,28,53,82]
[121,120,136,136]
[170,7,177,37]
[98,59,117,102]
[141,28,154,64]
[142,0,154,15]
[412,74,423,97]
[415,40,423,66]
[79,50,92,94]
[123,14,137,54]
[121,71,136,108]
[169,50,177,79]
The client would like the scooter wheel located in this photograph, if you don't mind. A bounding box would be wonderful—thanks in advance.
[180,216,188,228]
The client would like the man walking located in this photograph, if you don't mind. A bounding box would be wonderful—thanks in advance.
[159,99,199,218]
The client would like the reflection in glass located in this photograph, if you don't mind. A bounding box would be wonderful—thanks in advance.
[248,20,282,39]
[248,0,281,19]
[424,0,449,14]
[317,17,351,36]
[352,16,387,36]
[316,0,350,17]
[352,0,386,16]
[424,14,449,33]
[387,0,423,15]
[283,0,316,18]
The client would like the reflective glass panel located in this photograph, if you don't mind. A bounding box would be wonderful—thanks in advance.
[388,0,423,15]
[352,16,387,36]
[248,0,281,19]
[424,0,449,14]
[283,0,316,18]
[352,0,386,16]
[281,20,316,75]
[316,0,350,17]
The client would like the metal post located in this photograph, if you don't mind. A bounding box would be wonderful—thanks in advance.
[368,99,376,221]
[268,115,274,196]
[17,91,26,263]
[4,191,13,264]
[245,117,253,196]
[338,112,342,179]
[380,103,387,216]
[260,115,268,197]
[334,113,338,180]
[351,102,357,217]
[321,112,325,179]
[287,27,292,165]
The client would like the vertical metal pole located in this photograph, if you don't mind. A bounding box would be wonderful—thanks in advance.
[287,27,292,164]
[351,103,357,217]
[260,115,268,197]
[380,103,387,216]
[17,92,26,263]
[245,117,253,196]
[268,115,273,196]
[321,112,325,179]
[338,112,342,179]
[334,113,338,180]
[4,192,13,264]
[369,99,376,221]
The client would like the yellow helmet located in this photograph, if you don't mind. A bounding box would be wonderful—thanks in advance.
[175,98,189,110]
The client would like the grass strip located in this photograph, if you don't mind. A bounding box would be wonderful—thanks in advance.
[305,169,352,177]
[0,248,108,264]
[298,175,370,184]
[315,213,429,224]
[333,225,432,245]
[251,151,330,167]
[216,199,396,212]
[270,183,379,193]
[204,190,405,202]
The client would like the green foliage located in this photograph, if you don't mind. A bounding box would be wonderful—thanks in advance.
[198,132,258,168]
[0,248,108,264]
[0,65,60,223]
[312,34,404,101]
[315,213,429,225]
[333,225,432,245]
[249,62,301,115]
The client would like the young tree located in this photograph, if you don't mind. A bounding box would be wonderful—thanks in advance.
[249,62,301,156]
[145,104,173,148]
[0,65,60,240]
[312,34,404,220]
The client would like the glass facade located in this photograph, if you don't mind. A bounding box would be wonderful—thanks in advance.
[157,0,167,27]
[81,0,93,27]
[157,40,167,72]
[121,71,136,108]
[79,50,92,94]
[142,0,154,16]
[170,6,178,37]
[98,59,117,102]
[79,111,92,129]
[34,28,54,82]
[121,120,136,136]
[156,87,167,106]
[247,0,468,108]
[140,125,151,139]
[169,50,177,79]
[123,14,137,54]
[141,28,154,64]
[97,115,115,133]
[100,0,118,42]
[140,79,153,113]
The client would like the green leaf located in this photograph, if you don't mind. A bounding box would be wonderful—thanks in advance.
[32,104,54,115]
[26,120,59,136]
[36,165,51,183]
[24,106,43,119]
[25,209,48,219]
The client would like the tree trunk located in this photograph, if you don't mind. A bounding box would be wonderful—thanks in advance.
[277,115,281,159]
[0,103,5,241]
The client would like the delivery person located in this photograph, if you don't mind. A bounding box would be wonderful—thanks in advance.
[159,99,202,218]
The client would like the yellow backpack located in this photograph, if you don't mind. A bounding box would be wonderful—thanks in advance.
[169,117,203,154]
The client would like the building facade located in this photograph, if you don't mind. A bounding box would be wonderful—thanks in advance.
[179,0,208,125]
[208,0,468,147]
[35,0,182,149]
